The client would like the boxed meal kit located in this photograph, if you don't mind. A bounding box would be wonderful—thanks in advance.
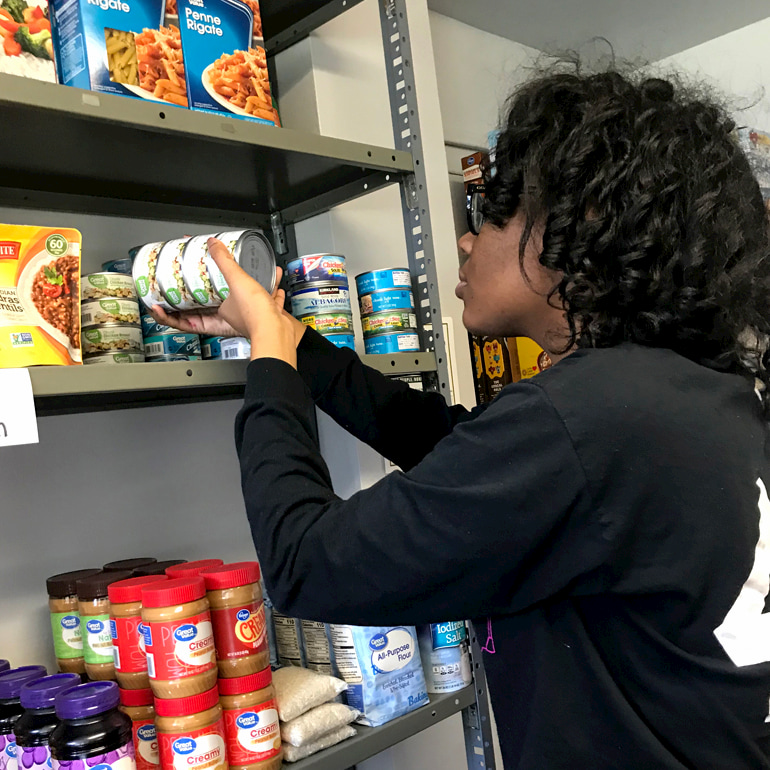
[176,0,278,125]
[0,0,56,82]
[49,0,188,106]
[0,224,82,367]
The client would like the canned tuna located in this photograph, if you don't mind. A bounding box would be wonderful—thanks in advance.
[141,314,173,337]
[287,254,347,287]
[355,268,411,295]
[359,288,414,316]
[291,283,352,316]
[146,354,203,362]
[299,312,354,335]
[361,310,417,336]
[324,334,356,351]
[143,333,202,358]
[364,331,420,355]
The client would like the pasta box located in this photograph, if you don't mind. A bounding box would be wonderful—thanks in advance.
[176,0,279,125]
[49,0,189,107]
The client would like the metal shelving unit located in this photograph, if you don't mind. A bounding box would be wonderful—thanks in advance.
[0,1,494,767]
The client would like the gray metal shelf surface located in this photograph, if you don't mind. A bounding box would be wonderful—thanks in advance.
[29,353,437,415]
[0,74,411,228]
[289,688,475,770]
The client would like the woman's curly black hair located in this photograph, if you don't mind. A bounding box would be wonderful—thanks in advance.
[485,60,770,409]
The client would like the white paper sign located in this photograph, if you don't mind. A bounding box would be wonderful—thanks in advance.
[0,368,39,447]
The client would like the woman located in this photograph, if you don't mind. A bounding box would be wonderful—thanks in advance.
[153,66,770,768]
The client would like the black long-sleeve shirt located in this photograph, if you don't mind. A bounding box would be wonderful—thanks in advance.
[235,329,770,769]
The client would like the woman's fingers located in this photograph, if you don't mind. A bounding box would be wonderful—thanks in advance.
[208,238,261,292]
[150,304,199,334]
[273,266,284,297]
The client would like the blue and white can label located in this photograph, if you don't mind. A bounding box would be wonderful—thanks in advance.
[364,332,420,355]
[355,268,411,295]
[291,285,351,316]
[359,288,414,315]
[287,254,347,287]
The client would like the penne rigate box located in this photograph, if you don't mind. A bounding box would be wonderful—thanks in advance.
[177,0,279,125]
[50,0,189,108]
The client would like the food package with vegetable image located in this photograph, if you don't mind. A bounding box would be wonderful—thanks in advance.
[330,625,428,727]
[0,0,55,82]
[0,224,82,367]
[49,0,188,107]
[177,0,278,125]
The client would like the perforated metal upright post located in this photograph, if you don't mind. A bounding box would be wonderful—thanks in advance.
[377,2,498,768]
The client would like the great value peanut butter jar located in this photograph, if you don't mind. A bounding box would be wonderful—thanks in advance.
[141,578,217,699]
[199,562,269,678]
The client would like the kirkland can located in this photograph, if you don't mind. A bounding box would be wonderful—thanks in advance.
[144,333,201,358]
[202,336,251,360]
[101,258,133,274]
[208,229,277,301]
[146,354,203,362]
[299,312,354,335]
[364,331,420,355]
[83,351,146,365]
[81,298,141,328]
[355,268,411,295]
[141,314,173,337]
[362,310,417,337]
[291,283,352,316]
[417,622,472,694]
[82,325,144,356]
[132,242,167,310]
[325,334,355,351]
[81,272,136,300]
[156,237,194,310]
[359,288,414,316]
[287,254,347,287]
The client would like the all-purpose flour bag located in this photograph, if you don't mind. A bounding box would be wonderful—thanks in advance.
[330,625,429,727]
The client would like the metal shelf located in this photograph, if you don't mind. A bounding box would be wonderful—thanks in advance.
[289,688,475,770]
[29,353,436,415]
[0,74,411,227]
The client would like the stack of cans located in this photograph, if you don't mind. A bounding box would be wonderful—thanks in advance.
[288,254,355,351]
[80,273,145,365]
[141,313,202,363]
[356,268,420,355]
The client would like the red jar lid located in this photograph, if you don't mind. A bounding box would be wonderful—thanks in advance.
[154,686,219,717]
[217,668,272,696]
[109,575,169,604]
[119,688,154,707]
[141,577,206,608]
[166,559,224,579]
[200,562,260,590]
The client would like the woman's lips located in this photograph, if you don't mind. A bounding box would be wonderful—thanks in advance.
[456,273,468,299]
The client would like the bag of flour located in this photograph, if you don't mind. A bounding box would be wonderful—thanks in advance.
[330,625,429,727]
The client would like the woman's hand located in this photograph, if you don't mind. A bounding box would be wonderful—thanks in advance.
[150,238,307,367]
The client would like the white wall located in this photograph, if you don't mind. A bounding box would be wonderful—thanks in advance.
[654,17,770,129]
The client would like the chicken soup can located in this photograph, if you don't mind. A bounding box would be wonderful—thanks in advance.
[83,351,146,365]
[132,242,168,311]
[363,331,420,355]
[207,230,277,302]
[180,235,222,308]
[291,283,352,317]
[359,288,414,316]
[299,312,354,335]
[143,333,202,358]
[362,310,417,337]
[287,254,347,288]
[81,272,137,300]
[325,334,355,351]
[355,268,411,295]
[81,298,141,328]
[156,237,194,311]
[82,325,144,356]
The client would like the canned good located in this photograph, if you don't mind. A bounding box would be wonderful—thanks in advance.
[361,310,417,336]
[208,230,277,302]
[81,273,136,300]
[101,258,133,274]
[359,288,414,315]
[156,238,194,311]
[364,331,420,355]
[82,325,144,355]
[132,242,167,310]
[144,333,202,358]
[141,314,173,338]
[83,352,146,365]
[146,354,202,362]
[291,283,352,317]
[325,334,355,351]
[179,235,220,308]
[287,254,347,287]
[81,298,141,328]
[299,312,354,335]
[201,336,251,360]
[355,268,411,295]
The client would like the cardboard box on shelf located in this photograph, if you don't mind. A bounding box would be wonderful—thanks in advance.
[0,0,56,83]
[506,337,552,381]
[461,151,489,188]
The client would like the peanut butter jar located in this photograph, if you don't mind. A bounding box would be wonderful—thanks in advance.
[46,569,101,674]
[141,577,217,699]
[199,562,269,678]
[155,686,227,770]
[119,687,159,770]
[165,559,223,580]
[76,570,133,681]
[218,669,282,770]
[109,575,169,690]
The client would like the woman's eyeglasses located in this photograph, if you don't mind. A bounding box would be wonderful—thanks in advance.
[466,183,486,236]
